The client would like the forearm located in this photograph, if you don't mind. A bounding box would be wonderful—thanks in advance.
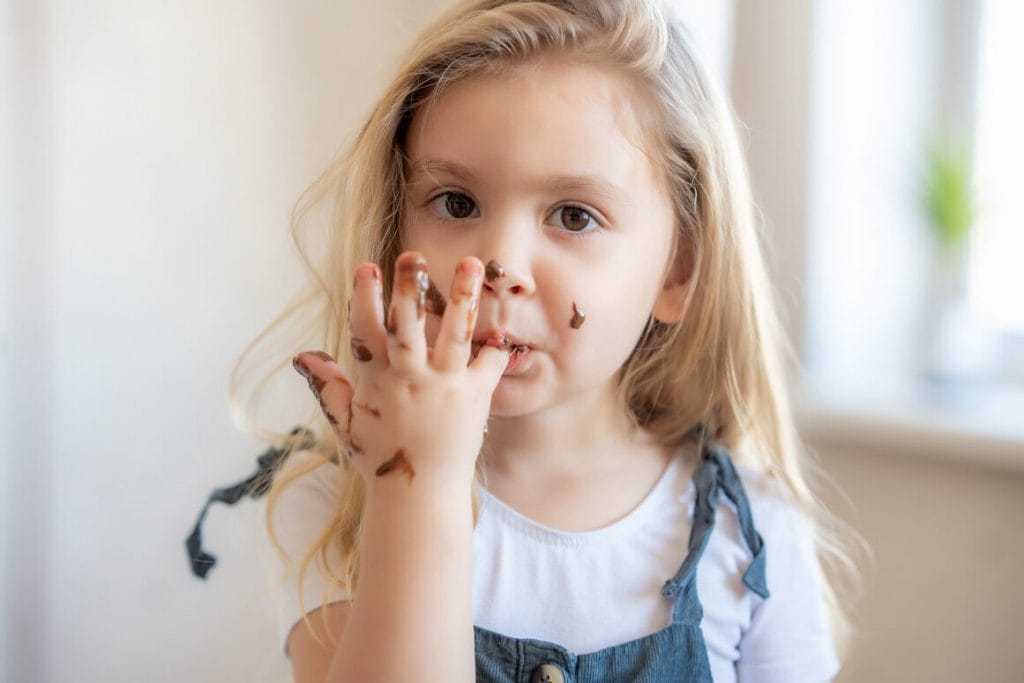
[327,477,476,683]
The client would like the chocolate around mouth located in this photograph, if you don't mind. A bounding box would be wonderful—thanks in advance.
[471,338,530,357]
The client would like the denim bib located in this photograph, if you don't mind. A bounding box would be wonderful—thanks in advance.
[473,444,770,683]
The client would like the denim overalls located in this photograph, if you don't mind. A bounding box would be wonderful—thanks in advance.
[473,444,770,683]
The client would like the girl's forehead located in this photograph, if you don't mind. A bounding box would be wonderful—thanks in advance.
[405,58,665,188]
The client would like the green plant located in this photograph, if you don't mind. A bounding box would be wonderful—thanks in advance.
[920,135,978,250]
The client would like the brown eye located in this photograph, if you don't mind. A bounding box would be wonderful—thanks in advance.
[444,193,476,219]
[559,206,594,232]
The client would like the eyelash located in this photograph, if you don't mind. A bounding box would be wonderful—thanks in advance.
[425,190,602,237]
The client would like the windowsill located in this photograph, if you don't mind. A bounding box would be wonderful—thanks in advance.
[795,380,1024,474]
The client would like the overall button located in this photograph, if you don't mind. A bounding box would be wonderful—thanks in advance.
[530,663,565,683]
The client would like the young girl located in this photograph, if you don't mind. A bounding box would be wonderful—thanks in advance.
[246,1,854,680]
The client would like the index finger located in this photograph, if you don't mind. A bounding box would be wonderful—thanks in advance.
[348,262,388,372]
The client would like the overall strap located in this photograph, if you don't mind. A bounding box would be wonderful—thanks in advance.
[184,426,317,579]
[661,442,770,624]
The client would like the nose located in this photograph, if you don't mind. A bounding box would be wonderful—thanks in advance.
[483,260,531,297]
[479,215,536,298]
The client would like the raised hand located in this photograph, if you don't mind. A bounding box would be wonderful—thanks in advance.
[292,251,510,491]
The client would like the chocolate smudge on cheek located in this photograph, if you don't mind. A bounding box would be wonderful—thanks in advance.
[485,260,505,282]
[375,448,415,483]
[570,301,586,329]
[425,278,447,317]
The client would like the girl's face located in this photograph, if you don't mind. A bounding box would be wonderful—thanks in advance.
[403,57,685,421]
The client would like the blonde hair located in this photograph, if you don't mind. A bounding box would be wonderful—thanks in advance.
[233,0,864,660]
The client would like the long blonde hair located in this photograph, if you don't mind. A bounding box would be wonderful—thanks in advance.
[234,0,863,658]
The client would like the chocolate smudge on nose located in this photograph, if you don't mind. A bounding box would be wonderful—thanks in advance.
[485,260,505,282]
[425,278,447,317]
[570,302,586,329]
[375,448,416,483]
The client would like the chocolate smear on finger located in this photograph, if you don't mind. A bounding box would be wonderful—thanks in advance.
[351,340,373,362]
[354,401,381,418]
[425,278,447,317]
[375,448,416,483]
[570,302,586,329]
[396,256,430,320]
[320,401,340,428]
[346,435,364,459]
[485,259,505,282]
[415,269,429,319]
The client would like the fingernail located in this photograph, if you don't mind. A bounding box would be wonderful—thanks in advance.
[292,355,314,381]
[355,263,379,283]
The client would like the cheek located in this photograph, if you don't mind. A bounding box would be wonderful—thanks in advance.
[558,292,653,371]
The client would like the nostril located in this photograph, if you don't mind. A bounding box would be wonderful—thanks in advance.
[510,285,523,294]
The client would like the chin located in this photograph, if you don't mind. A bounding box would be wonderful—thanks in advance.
[486,381,547,418]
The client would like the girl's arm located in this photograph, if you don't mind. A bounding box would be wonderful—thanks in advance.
[290,253,506,683]
[287,479,475,683]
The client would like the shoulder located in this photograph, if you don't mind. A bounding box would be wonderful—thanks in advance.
[267,450,345,567]
[271,450,342,523]
[728,463,840,681]
[734,464,814,547]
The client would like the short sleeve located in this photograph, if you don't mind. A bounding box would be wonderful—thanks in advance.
[264,452,351,657]
[736,496,840,682]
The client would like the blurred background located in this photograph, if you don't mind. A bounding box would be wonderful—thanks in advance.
[2,0,1022,681]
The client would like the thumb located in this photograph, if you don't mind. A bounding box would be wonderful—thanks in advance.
[292,351,354,438]
[470,345,511,393]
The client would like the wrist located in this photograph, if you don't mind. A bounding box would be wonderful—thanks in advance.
[362,464,475,508]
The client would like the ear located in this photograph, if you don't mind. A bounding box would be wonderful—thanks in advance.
[652,241,694,324]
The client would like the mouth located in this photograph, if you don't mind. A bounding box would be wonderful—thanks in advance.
[471,332,533,374]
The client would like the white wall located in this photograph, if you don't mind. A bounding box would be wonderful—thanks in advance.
[2,1,447,680]
[1,2,738,681]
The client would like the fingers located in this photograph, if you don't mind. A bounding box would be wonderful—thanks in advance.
[385,252,429,373]
[432,257,485,371]
[292,351,354,442]
[469,344,510,392]
[348,262,388,372]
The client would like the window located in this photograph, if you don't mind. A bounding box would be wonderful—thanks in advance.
[969,0,1024,336]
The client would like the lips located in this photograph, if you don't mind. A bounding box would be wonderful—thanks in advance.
[471,331,532,354]
[470,330,533,373]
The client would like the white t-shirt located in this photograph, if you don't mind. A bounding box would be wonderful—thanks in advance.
[267,451,840,682]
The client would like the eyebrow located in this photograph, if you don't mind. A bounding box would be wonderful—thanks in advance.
[408,158,624,203]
